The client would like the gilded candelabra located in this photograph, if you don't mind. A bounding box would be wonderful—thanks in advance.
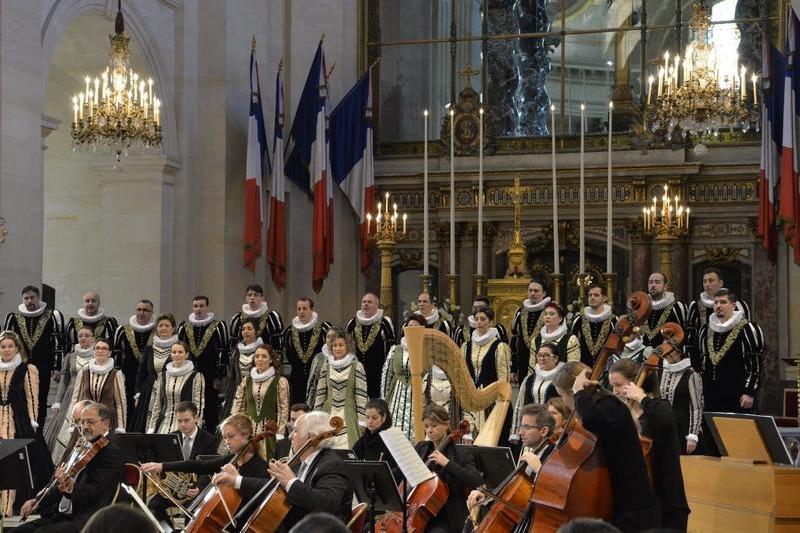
[576,273,594,308]
[642,184,690,282]
[366,193,407,319]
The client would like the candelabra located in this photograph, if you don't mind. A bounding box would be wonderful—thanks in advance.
[576,273,594,308]
[366,193,408,319]
[642,184,690,282]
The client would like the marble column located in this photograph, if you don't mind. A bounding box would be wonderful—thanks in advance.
[753,242,781,415]
[436,223,450,302]
[630,234,651,293]
[671,237,689,302]
[462,222,477,303]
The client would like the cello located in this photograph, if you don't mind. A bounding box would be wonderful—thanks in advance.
[525,291,651,533]
[183,420,278,533]
[376,419,471,533]
[469,460,534,533]
[237,416,346,533]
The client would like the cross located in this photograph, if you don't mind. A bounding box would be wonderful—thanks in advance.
[459,64,480,89]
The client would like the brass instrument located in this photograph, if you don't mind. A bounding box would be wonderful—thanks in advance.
[145,471,197,503]
[137,465,193,520]
[406,327,513,446]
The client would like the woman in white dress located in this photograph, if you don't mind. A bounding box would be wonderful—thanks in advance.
[511,342,563,436]
[313,328,367,449]
[381,314,426,441]
[130,313,178,432]
[69,338,126,432]
[146,341,205,434]
[528,302,579,372]
[44,326,93,456]
[222,317,263,419]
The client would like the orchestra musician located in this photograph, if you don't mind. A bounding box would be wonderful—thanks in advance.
[216,410,353,532]
[15,402,125,533]
[609,359,690,531]
[546,396,572,433]
[552,362,661,532]
[352,398,399,476]
[140,413,269,523]
[415,404,483,533]
[276,403,310,460]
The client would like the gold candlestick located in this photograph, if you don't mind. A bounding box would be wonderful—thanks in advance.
[603,272,617,309]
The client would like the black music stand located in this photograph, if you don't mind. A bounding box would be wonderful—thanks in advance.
[331,449,358,461]
[0,440,34,532]
[343,460,403,533]
[457,444,516,490]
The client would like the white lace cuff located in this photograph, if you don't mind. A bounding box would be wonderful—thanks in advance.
[686,433,699,443]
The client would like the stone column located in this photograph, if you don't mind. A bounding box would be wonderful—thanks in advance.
[671,237,689,302]
[629,227,651,293]
[753,242,781,415]
[436,223,450,301]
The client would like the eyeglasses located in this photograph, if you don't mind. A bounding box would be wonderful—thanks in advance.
[518,424,544,431]
[94,346,110,351]
[538,353,556,359]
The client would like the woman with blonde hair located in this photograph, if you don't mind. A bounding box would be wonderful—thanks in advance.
[146,340,204,433]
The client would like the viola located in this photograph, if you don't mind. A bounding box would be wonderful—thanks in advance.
[527,291,651,533]
[238,416,346,533]
[184,420,278,533]
[376,419,471,533]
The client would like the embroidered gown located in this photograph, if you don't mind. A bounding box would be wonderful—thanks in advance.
[641,292,687,348]
[570,305,617,367]
[222,338,263,420]
[313,353,368,449]
[229,303,284,351]
[381,338,416,441]
[130,335,176,433]
[232,367,289,458]
[147,361,205,434]
[114,317,154,431]
[528,323,580,371]
[44,344,92,456]
[511,297,551,382]
[461,329,511,436]
[0,355,53,513]
[512,361,563,435]
[283,313,331,405]
[687,292,751,365]
[70,358,126,431]
[660,358,704,454]
[346,310,395,400]
[64,310,118,353]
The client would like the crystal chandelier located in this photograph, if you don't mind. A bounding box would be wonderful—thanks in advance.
[644,3,760,141]
[70,0,162,163]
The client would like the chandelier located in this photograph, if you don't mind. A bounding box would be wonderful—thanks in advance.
[644,3,759,141]
[70,0,162,163]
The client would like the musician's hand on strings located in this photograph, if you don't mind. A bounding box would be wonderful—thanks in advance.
[622,382,646,403]
[267,459,295,488]
[19,498,36,519]
[466,489,485,510]
[571,370,597,394]
[140,462,163,474]
[54,464,66,479]
[57,475,75,494]
[186,487,200,499]
[427,450,449,468]
[213,470,237,488]
[519,452,542,474]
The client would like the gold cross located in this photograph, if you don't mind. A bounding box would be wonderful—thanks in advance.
[459,64,480,89]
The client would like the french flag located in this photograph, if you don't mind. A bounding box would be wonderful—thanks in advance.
[267,65,287,289]
[759,38,779,258]
[330,68,375,274]
[243,47,268,272]
[779,8,800,262]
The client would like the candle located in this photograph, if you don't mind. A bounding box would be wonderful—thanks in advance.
[606,101,613,274]
[643,207,648,230]
[72,98,78,124]
[402,213,407,235]
[647,76,654,105]
[551,104,560,275]
[423,109,429,276]
[85,76,90,98]
[79,92,84,119]
[658,68,664,96]
[478,107,484,276]
[752,74,758,105]
[686,207,690,228]
[449,108,455,276]
[366,213,372,234]
[94,78,99,105]
[740,66,747,101]
[579,103,585,274]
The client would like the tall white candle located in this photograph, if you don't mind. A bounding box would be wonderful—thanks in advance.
[579,103,585,274]
[423,110,429,276]
[449,108,455,276]
[607,102,613,274]
[551,104,560,275]
[477,107,484,276]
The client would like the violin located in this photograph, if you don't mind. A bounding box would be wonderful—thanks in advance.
[23,436,109,520]
[526,291,651,533]
[184,420,278,533]
[376,419,472,533]
[237,416,346,533]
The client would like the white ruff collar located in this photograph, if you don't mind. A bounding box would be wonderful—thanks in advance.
[540,323,567,342]
[166,361,195,377]
[467,315,477,328]
[424,309,440,326]
[328,351,355,370]
[709,308,745,333]
[238,338,264,355]
[583,304,612,323]
[663,358,692,373]
[153,335,178,349]
[400,337,409,350]
[535,361,564,380]
[89,358,114,375]
[242,302,268,318]
[17,303,46,317]
[471,328,498,346]
[625,337,643,350]
[700,292,715,308]
[129,315,155,333]
[189,313,215,327]
[431,364,447,379]
[649,292,675,311]
[0,354,22,372]
[356,309,383,326]
[292,312,318,332]
[251,366,275,382]
[74,344,94,358]
[78,308,105,323]
[523,297,551,312]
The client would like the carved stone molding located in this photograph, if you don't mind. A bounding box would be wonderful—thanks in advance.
[703,246,745,264]
[692,221,753,238]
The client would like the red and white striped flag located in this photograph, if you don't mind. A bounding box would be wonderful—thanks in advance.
[243,47,268,272]
[267,65,287,288]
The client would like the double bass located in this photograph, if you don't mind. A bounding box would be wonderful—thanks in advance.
[376,419,471,533]
[526,291,651,533]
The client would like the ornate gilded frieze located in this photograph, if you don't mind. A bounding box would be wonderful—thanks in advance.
[687,180,757,203]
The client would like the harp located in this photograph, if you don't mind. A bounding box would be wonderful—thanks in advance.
[406,326,512,446]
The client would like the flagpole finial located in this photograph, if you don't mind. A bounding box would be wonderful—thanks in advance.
[278,58,284,72]
[320,33,325,42]
[251,35,256,52]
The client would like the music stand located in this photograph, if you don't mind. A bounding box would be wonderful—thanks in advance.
[0,440,34,533]
[457,444,516,490]
[703,412,794,466]
[331,449,358,461]
[343,460,403,533]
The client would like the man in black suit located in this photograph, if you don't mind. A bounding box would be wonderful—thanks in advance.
[275,403,310,460]
[16,402,125,533]
[144,401,218,523]
[217,410,353,531]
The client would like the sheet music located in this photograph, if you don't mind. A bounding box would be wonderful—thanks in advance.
[380,427,435,489]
